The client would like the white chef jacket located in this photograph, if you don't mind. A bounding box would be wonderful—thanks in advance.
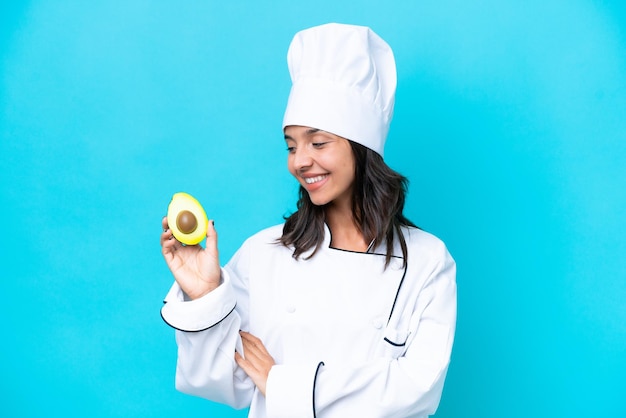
[161,223,456,418]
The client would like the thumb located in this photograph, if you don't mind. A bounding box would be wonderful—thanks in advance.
[205,219,219,256]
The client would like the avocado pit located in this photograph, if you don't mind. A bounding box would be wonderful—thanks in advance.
[176,210,198,234]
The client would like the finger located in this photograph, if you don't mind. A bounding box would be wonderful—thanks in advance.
[235,351,249,368]
[239,331,261,343]
[160,230,171,245]
[161,228,176,247]
[240,343,264,364]
[160,217,175,245]
[235,351,258,376]
[239,333,261,354]
[239,336,269,362]
[161,236,178,253]
[161,227,183,261]
[235,336,273,397]
[240,337,258,356]
[240,332,272,356]
[161,239,178,263]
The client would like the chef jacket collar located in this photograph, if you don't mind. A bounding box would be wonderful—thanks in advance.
[318,223,404,262]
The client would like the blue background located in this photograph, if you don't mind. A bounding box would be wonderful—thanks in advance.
[1,1,625,417]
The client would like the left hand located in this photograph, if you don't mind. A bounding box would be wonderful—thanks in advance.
[235,331,276,396]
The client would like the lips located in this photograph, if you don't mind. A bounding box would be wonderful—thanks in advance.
[301,174,329,191]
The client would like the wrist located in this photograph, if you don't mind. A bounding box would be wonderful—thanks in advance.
[190,277,221,300]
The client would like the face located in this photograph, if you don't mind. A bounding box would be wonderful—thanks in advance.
[284,125,356,207]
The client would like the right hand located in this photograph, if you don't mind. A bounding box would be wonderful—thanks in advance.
[160,216,221,299]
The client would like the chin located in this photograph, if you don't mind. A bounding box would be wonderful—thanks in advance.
[310,198,331,206]
[307,193,332,206]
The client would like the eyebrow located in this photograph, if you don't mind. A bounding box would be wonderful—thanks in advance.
[284,128,321,141]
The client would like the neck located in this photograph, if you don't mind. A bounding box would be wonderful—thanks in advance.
[325,202,369,252]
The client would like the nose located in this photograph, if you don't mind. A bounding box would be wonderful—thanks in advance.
[292,146,313,171]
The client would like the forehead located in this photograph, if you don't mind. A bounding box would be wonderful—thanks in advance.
[284,125,339,140]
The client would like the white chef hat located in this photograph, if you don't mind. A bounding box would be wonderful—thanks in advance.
[282,23,397,157]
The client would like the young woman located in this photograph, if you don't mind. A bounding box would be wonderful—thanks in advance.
[160,23,457,418]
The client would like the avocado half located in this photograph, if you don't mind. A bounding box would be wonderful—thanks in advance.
[167,192,208,245]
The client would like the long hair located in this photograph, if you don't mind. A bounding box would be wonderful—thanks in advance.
[280,140,417,267]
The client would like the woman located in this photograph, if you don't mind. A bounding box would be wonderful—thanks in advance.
[160,23,456,418]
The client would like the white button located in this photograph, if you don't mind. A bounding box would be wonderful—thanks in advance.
[286,305,296,313]
[391,259,403,270]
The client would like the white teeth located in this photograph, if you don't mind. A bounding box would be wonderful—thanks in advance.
[304,175,327,184]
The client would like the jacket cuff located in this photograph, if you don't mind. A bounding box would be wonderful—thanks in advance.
[160,269,236,332]
[266,362,323,418]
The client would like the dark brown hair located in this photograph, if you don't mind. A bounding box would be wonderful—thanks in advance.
[280,140,417,267]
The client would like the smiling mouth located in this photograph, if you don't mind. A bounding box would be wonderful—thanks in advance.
[303,175,328,184]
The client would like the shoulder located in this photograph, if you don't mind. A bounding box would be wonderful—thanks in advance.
[400,227,456,293]
[225,223,287,270]
[401,226,454,263]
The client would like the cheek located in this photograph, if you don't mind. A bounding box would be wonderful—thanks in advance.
[339,157,356,182]
[343,167,356,186]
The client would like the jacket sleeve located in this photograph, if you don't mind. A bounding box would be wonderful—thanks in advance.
[265,246,457,418]
[160,245,254,410]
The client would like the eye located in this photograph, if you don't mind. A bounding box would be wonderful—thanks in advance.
[286,146,295,153]
[312,142,328,149]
